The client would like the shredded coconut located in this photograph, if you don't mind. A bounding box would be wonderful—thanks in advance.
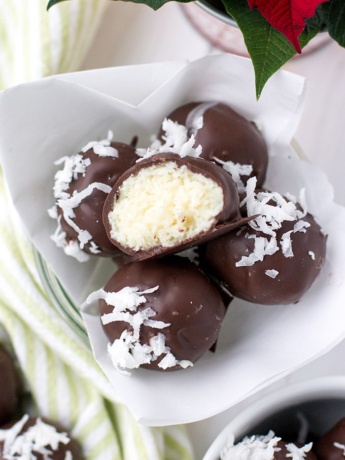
[334,442,345,455]
[0,414,72,459]
[265,269,279,279]
[214,157,253,193]
[235,177,310,268]
[136,118,202,160]
[220,431,312,460]
[308,251,316,260]
[81,130,118,157]
[285,442,313,460]
[87,285,193,373]
[220,430,281,460]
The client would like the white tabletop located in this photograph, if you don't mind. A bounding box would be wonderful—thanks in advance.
[80,3,345,457]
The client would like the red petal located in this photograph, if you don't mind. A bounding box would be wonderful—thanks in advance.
[248,0,330,53]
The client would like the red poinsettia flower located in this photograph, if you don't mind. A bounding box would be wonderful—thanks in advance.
[247,0,330,52]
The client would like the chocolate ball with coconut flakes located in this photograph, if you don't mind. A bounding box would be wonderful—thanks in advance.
[95,256,227,372]
[202,188,327,305]
[0,344,21,426]
[220,432,316,460]
[0,415,84,460]
[51,136,139,261]
[313,418,345,460]
[102,152,252,261]
[160,101,268,189]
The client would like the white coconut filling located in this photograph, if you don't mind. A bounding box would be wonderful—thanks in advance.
[220,430,313,460]
[0,414,72,459]
[136,118,202,160]
[108,161,224,251]
[215,157,253,193]
[87,285,193,373]
[235,177,312,268]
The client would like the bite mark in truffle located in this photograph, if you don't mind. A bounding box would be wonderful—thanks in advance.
[103,153,250,260]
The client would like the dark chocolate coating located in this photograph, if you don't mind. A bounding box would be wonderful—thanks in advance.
[162,102,268,187]
[203,212,327,305]
[99,256,226,371]
[313,418,345,460]
[0,416,84,460]
[0,345,21,426]
[59,142,139,257]
[103,152,250,259]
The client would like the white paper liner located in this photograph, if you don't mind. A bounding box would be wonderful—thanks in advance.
[1,54,344,426]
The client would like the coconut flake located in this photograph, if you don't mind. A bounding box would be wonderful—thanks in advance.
[87,285,159,312]
[265,269,279,279]
[214,157,253,193]
[81,130,118,157]
[281,231,294,258]
[334,442,345,455]
[294,220,311,233]
[220,430,281,460]
[308,251,316,260]
[286,442,313,460]
[0,414,72,459]
[136,118,202,160]
[88,285,193,373]
[236,177,312,268]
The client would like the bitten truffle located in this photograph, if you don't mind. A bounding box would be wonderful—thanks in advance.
[203,179,327,305]
[220,431,316,460]
[0,414,84,460]
[103,152,249,260]
[87,256,227,372]
[313,417,345,460]
[49,131,139,262]
[0,344,21,426]
[158,101,268,190]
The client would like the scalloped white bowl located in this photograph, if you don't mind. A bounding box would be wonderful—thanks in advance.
[203,376,345,460]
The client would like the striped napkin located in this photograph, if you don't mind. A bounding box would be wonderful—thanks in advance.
[0,1,194,459]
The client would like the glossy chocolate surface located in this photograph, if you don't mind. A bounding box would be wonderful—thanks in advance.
[203,212,327,305]
[103,152,251,259]
[314,418,345,460]
[162,101,268,187]
[59,142,139,257]
[99,256,226,371]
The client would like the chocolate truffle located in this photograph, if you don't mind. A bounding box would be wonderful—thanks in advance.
[313,417,345,460]
[49,131,139,262]
[0,344,21,426]
[103,152,249,260]
[0,414,84,460]
[87,256,226,372]
[203,179,327,305]
[220,432,316,460]
[159,101,268,190]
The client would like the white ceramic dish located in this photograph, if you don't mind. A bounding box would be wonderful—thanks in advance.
[203,376,345,459]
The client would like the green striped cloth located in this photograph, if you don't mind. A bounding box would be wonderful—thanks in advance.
[0,1,194,459]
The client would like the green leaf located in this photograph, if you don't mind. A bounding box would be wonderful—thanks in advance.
[47,0,193,11]
[47,0,68,9]
[324,0,345,47]
[221,0,325,98]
